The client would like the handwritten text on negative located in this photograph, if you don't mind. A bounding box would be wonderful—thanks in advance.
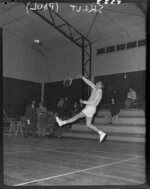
[26,1,122,15]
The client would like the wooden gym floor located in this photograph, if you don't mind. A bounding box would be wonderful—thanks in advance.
[3,134,145,186]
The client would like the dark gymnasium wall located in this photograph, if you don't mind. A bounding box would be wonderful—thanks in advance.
[3,70,145,117]
[95,70,145,105]
[3,77,41,117]
[44,79,88,110]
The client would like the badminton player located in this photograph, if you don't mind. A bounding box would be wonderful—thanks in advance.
[56,75,107,142]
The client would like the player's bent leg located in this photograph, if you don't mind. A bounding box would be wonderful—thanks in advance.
[56,112,85,127]
[86,117,100,133]
[64,112,85,125]
[86,117,107,142]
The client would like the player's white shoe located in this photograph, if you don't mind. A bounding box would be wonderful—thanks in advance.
[99,132,107,142]
[56,117,64,127]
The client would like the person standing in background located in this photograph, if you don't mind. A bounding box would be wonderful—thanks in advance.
[37,102,47,137]
[108,90,120,124]
[25,100,37,137]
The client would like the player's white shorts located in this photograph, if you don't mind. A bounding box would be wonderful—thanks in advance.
[82,106,96,118]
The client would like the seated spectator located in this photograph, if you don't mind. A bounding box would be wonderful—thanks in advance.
[56,97,73,131]
[125,88,137,109]
[72,100,81,116]
[47,111,62,138]
[37,102,47,137]
[64,97,72,117]
[56,98,66,118]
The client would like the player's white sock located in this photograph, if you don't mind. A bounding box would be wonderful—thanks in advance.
[98,130,103,136]
[56,117,63,126]
[56,117,66,127]
[99,132,107,143]
[61,120,66,126]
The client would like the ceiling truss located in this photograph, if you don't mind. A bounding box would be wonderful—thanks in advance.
[25,2,92,82]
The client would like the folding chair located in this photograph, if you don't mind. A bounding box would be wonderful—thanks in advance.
[3,110,16,135]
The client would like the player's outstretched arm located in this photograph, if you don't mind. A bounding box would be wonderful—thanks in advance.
[78,75,95,88]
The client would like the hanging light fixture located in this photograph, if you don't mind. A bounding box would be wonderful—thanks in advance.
[33,39,40,44]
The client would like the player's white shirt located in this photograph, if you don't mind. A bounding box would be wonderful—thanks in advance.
[87,88,102,107]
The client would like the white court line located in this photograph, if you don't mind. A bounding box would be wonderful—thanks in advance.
[66,147,144,157]
[39,144,144,158]
[4,147,64,155]
[85,171,144,184]
[6,147,122,160]
[4,171,27,182]
[4,140,144,157]
[4,149,35,154]
[4,146,120,160]
[35,147,123,160]
[14,156,141,186]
